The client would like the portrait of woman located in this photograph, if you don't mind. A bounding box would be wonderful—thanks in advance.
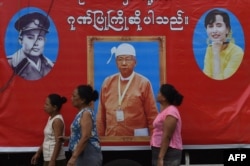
[193,8,245,80]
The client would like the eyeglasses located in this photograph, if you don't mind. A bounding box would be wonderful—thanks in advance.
[116,57,134,63]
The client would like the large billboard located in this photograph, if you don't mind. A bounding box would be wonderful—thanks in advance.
[0,0,250,151]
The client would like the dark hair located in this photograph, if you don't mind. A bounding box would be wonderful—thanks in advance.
[160,84,183,106]
[77,85,99,105]
[48,94,67,111]
[204,9,231,32]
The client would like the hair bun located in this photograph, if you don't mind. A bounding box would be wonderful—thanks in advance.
[61,96,67,104]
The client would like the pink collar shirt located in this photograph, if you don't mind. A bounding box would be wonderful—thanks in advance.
[150,105,182,150]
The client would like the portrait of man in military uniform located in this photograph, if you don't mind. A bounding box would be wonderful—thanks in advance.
[7,12,54,81]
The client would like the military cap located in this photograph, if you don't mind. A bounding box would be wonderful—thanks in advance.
[15,12,50,33]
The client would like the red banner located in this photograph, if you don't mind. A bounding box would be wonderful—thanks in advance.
[0,0,250,151]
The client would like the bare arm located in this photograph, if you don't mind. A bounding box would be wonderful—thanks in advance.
[67,111,92,165]
[31,145,43,165]
[158,116,177,166]
[49,118,65,166]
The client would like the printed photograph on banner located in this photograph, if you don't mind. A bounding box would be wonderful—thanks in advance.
[193,8,245,80]
[5,7,59,81]
[87,36,166,143]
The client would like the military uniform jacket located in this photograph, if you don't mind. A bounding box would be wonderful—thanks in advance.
[8,49,54,80]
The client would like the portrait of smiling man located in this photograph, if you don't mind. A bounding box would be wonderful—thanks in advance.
[7,12,54,81]
[96,43,158,137]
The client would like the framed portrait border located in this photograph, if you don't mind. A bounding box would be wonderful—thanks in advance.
[87,36,166,143]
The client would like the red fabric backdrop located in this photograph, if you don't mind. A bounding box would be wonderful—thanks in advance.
[0,0,250,149]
